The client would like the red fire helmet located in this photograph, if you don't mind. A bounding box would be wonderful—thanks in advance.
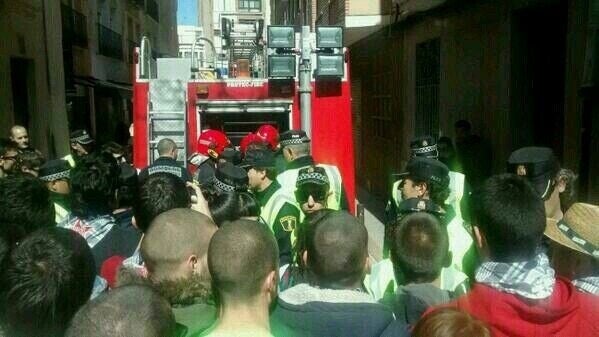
[256,124,279,150]
[240,133,267,154]
[197,129,231,159]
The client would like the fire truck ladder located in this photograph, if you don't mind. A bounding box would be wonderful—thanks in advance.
[147,79,188,165]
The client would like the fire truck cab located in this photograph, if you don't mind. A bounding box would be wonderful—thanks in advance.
[131,24,356,212]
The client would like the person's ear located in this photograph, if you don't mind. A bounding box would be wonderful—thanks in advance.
[263,270,278,304]
[557,178,567,194]
[285,148,294,160]
[302,250,308,267]
[187,254,199,274]
[473,226,489,260]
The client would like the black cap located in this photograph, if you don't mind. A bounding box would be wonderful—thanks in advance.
[296,166,330,188]
[70,129,94,145]
[279,130,310,147]
[220,147,242,165]
[410,136,438,159]
[212,162,248,192]
[397,198,446,217]
[398,157,449,188]
[507,147,559,199]
[39,159,71,182]
[240,149,276,168]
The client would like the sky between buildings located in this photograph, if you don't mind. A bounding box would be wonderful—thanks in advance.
[177,0,198,26]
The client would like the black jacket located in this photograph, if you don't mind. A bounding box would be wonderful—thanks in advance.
[381,283,453,327]
[271,284,396,337]
[138,156,192,183]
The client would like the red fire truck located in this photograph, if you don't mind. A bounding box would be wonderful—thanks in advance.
[131,26,355,212]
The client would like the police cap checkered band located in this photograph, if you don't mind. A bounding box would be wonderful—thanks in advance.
[39,170,70,182]
[279,130,310,147]
[212,176,236,192]
[297,172,329,185]
[412,144,438,155]
[280,137,310,147]
[39,159,71,181]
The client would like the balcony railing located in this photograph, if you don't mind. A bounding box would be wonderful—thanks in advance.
[146,0,159,22]
[61,4,88,47]
[98,24,123,60]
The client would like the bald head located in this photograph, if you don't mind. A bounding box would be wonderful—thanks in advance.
[208,220,278,301]
[10,125,29,149]
[306,210,368,289]
[157,138,177,158]
[141,208,217,281]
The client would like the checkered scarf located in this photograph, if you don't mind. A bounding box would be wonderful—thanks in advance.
[59,214,115,248]
[476,252,556,299]
[573,276,599,296]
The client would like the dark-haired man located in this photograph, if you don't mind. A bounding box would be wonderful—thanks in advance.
[271,211,394,337]
[242,149,299,267]
[0,174,55,249]
[397,157,474,277]
[381,210,454,329]
[3,227,96,337]
[140,209,218,336]
[59,153,139,273]
[66,285,177,337]
[205,219,279,337]
[0,140,19,177]
[139,138,191,183]
[431,174,598,337]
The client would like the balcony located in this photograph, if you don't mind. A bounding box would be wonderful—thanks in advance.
[98,24,123,60]
[146,0,159,22]
[61,4,88,48]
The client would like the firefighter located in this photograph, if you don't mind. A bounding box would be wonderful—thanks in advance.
[239,132,268,155]
[241,148,299,268]
[255,124,286,174]
[276,130,347,211]
[189,129,231,185]
[386,136,467,225]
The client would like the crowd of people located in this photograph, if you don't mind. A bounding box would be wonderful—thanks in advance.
[0,123,597,337]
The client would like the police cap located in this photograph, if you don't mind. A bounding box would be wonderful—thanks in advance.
[507,147,559,200]
[279,130,310,147]
[410,136,438,159]
[398,157,450,188]
[39,159,71,182]
[212,162,248,192]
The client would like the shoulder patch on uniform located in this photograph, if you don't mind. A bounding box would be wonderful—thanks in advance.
[280,215,297,232]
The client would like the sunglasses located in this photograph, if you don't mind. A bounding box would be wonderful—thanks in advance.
[295,188,328,204]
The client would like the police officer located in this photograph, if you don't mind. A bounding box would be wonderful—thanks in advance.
[394,157,476,279]
[241,149,299,267]
[65,129,95,167]
[276,130,347,211]
[387,136,467,223]
[189,129,231,185]
[507,147,563,220]
[138,138,192,183]
[294,166,330,219]
[366,197,470,301]
[39,159,72,223]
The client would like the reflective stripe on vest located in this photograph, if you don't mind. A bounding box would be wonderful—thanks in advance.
[276,164,343,210]
[391,180,402,208]
[447,171,465,219]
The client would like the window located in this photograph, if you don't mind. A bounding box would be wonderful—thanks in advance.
[415,38,440,138]
[239,0,261,10]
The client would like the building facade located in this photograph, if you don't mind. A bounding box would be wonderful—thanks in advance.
[349,0,599,203]
[0,0,70,158]
[178,25,208,67]
[198,0,270,76]
[61,0,178,145]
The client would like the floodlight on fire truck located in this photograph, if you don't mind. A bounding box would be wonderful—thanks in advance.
[268,55,296,78]
[267,26,295,49]
[314,26,344,78]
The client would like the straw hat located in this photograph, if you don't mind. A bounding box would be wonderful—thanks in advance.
[545,203,599,258]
